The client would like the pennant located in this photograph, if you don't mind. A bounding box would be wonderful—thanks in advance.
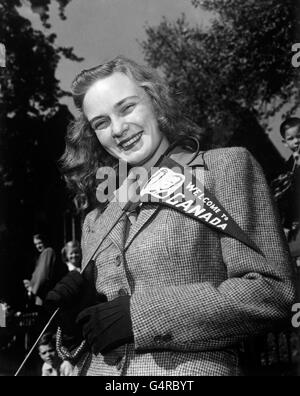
[140,156,263,256]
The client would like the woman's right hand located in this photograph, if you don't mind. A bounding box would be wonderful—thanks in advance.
[44,263,107,336]
[45,270,85,310]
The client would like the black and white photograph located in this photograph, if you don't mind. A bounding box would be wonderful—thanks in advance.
[0,0,300,379]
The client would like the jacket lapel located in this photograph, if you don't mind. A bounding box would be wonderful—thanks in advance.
[125,203,160,250]
[82,202,125,270]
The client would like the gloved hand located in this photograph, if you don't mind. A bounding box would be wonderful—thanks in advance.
[45,263,107,337]
[76,296,134,355]
[45,270,85,310]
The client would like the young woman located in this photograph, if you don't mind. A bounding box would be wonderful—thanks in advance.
[46,56,295,376]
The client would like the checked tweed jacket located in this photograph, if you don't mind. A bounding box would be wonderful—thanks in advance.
[58,147,296,376]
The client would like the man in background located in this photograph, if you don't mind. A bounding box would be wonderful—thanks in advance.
[23,234,57,306]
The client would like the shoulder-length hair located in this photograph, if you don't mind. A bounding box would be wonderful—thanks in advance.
[60,56,209,213]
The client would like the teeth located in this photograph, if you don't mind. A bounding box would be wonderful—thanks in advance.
[122,133,141,148]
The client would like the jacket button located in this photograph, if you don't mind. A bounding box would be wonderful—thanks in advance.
[162,333,173,342]
[118,288,128,296]
[153,335,163,344]
[115,255,122,267]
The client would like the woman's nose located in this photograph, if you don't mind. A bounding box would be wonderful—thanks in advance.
[111,117,128,137]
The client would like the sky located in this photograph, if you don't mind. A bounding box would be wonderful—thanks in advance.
[19,0,299,159]
[20,0,211,106]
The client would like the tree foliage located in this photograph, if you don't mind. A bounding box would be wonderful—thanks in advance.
[141,0,299,146]
[0,0,81,304]
[0,0,80,117]
[0,0,82,189]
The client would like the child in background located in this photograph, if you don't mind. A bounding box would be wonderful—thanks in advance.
[61,241,81,273]
[272,117,300,262]
[38,332,73,376]
[280,117,300,172]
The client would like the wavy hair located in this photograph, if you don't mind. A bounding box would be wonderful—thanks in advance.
[60,56,209,212]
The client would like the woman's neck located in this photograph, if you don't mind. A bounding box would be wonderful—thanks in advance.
[138,135,170,172]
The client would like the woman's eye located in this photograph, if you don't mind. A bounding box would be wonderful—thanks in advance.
[121,103,135,114]
[94,119,110,130]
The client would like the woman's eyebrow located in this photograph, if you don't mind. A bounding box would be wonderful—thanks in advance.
[114,95,139,109]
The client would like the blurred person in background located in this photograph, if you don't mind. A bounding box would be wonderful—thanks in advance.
[61,241,82,273]
[23,234,57,306]
[272,118,300,264]
[38,332,73,376]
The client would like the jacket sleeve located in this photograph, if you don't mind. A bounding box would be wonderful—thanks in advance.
[56,213,92,362]
[130,147,296,352]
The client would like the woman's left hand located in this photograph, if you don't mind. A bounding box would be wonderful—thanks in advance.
[76,296,134,355]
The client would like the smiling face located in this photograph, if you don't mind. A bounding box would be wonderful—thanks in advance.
[66,246,81,267]
[283,126,300,153]
[33,237,45,253]
[83,72,166,166]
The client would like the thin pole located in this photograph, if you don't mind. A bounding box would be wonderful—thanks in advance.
[72,216,76,242]
[14,309,59,377]
[63,212,67,245]
[14,209,128,376]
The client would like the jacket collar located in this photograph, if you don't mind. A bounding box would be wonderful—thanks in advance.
[168,146,205,167]
[124,148,205,249]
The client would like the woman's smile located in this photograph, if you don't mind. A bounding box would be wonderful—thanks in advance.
[118,131,143,151]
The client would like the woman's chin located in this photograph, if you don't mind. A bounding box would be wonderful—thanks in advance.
[122,151,149,166]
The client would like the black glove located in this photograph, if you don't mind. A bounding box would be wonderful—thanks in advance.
[76,296,134,355]
[45,270,85,310]
[45,263,107,337]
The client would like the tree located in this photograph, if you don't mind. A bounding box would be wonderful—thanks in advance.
[0,0,81,181]
[141,0,299,154]
[0,0,82,305]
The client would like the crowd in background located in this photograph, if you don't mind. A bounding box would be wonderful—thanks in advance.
[0,237,82,375]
